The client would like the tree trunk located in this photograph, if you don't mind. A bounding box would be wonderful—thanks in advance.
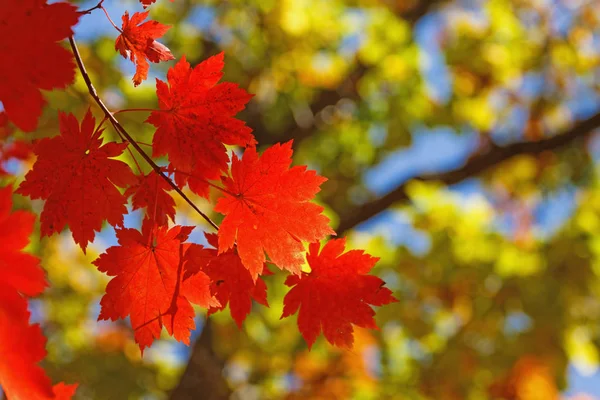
[169,320,231,400]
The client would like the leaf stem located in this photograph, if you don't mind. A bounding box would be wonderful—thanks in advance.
[69,36,219,231]
[93,115,109,140]
[171,169,236,197]
[114,128,144,175]
[113,108,158,115]
[100,5,122,33]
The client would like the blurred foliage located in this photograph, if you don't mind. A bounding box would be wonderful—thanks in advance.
[2,0,600,398]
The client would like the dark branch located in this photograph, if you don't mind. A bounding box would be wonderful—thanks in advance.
[68,36,219,231]
[337,111,600,234]
[401,0,447,22]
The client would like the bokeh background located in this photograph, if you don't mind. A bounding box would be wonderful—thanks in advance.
[3,0,600,398]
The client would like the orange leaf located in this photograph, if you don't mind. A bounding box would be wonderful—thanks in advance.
[215,141,334,279]
[147,53,255,197]
[115,11,174,86]
[94,221,219,352]
[186,233,271,328]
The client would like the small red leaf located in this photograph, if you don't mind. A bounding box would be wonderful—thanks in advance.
[115,11,174,86]
[281,239,397,349]
[94,221,218,352]
[17,110,136,252]
[147,53,255,197]
[138,0,175,8]
[215,141,335,280]
[125,170,176,226]
[186,233,271,328]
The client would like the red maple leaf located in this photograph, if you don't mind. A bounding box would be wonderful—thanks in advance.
[0,293,52,400]
[0,185,76,399]
[125,170,176,226]
[0,185,46,299]
[214,141,335,280]
[281,239,397,349]
[147,52,255,198]
[0,294,77,400]
[185,233,271,327]
[115,11,174,86]
[17,110,136,252]
[93,221,219,352]
[138,0,174,8]
[52,383,79,400]
[0,0,79,132]
[0,113,33,176]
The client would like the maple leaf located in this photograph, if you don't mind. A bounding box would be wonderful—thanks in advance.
[0,292,53,400]
[115,11,174,86]
[214,141,335,280]
[0,185,46,301]
[139,0,174,8]
[17,110,136,252]
[185,233,271,327]
[125,170,176,226]
[0,0,79,132]
[147,52,256,198]
[93,221,219,352]
[52,383,79,400]
[0,113,33,176]
[281,239,397,349]
[0,185,76,399]
[0,293,77,400]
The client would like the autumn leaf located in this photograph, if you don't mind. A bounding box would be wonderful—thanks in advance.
[0,295,77,400]
[17,110,136,253]
[0,0,79,132]
[185,233,271,327]
[93,221,219,352]
[125,170,176,226]
[0,185,76,399]
[281,239,397,349]
[138,0,174,8]
[0,113,33,176]
[52,383,79,400]
[115,11,174,86]
[214,141,335,280]
[147,53,255,197]
[0,185,46,298]
[0,292,52,400]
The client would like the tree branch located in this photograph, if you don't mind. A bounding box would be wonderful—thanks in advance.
[68,36,219,231]
[400,0,447,22]
[337,111,600,234]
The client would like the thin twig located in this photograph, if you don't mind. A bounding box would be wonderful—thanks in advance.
[69,36,219,231]
[78,0,104,15]
[113,108,158,115]
[171,169,235,197]
[100,5,122,33]
[113,127,144,175]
